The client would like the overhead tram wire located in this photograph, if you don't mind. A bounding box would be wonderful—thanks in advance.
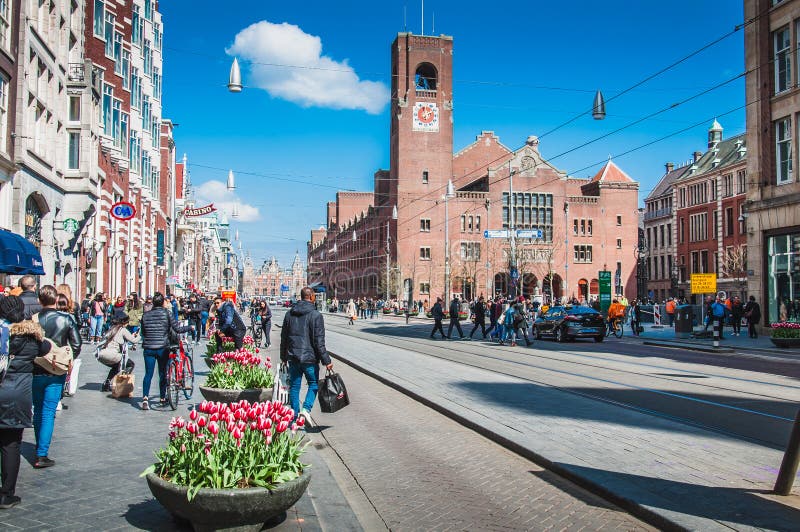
[196,10,768,242]
[186,162,357,191]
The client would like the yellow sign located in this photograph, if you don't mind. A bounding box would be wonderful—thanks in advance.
[690,273,717,294]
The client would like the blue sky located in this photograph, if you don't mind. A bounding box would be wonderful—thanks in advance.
[160,1,745,268]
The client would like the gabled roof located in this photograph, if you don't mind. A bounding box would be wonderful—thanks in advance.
[590,160,635,183]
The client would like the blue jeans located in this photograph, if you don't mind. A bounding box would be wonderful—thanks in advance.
[200,311,209,335]
[90,315,104,337]
[32,374,66,457]
[288,361,319,417]
[143,348,169,399]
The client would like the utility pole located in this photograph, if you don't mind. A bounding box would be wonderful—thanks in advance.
[564,200,569,304]
[508,161,517,298]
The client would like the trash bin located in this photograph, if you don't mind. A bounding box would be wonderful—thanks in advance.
[675,305,693,339]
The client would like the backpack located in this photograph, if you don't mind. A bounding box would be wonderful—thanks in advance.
[712,302,726,318]
[504,307,516,326]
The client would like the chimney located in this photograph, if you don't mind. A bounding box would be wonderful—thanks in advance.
[693,151,703,163]
[665,162,674,173]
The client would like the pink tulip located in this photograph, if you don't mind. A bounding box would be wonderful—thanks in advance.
[180,444,186,453]
[276,420,289,433]
[187,423,197,435]
[208,422,219,436]
[197,416,207,428]
[296,416,305,427]
[189,409,198,421]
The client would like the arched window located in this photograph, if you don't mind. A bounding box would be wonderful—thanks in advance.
[25,195,44,249]
[415,63,437,92]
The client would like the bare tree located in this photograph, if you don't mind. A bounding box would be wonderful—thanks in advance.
[719,244,747,284]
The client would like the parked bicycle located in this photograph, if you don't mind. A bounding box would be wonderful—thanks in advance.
[166,333,194,410]
[248,314,263,345]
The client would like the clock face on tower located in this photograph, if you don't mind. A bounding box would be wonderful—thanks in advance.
[412,102,439,132]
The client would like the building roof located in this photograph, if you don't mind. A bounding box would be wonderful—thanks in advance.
[589,160,635,183]
[645,163,692,201]
[678,133,746,182]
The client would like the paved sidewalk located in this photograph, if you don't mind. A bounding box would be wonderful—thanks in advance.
[324,324,800,531]
[0,338,362,531]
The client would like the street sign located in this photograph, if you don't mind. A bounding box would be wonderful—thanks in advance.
[510,268,519,280]
[515,229,543,239]
[483,229,510,238]
[62,218,79,233]
[690,273,717,294]
[109,201,136,221]
[598,270,612,315]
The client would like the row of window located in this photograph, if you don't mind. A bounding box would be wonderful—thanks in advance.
[501,192,554,242]
[418,243,483,261]
[646,223,672,249]
[572,218,593,236]
[94,1,163,100]
[647,254,675,281]
[677,171,747,208]
[677,206,744,243]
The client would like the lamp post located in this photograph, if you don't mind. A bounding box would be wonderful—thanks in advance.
[386,204,398,301]
[634,232,649,302]
[444,179,455,303]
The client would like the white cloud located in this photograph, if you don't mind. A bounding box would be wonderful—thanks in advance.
[196,180,261,222]
[227,21,389,114]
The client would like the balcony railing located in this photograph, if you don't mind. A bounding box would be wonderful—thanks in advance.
[644,208,671,221]
[415,89,436,99]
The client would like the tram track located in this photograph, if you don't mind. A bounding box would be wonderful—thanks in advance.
[321,317,798,448]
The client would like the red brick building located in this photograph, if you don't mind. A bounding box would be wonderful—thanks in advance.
[673,122,748,303]
[308,33,639,305]
[85,0,168,298]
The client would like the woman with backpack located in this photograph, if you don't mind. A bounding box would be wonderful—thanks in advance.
[0,296,51,508]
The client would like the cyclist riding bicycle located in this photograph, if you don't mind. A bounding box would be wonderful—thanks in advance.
[607,298,626,333]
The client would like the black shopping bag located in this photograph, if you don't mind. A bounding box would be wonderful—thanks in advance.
[319,369,350,413]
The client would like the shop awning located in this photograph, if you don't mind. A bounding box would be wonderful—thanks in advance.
[0,229,45,275]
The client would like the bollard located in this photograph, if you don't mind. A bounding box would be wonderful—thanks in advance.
[774,409,800,495]
[713,318,720,348]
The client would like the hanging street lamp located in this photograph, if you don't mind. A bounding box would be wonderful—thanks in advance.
[228,58,243,93]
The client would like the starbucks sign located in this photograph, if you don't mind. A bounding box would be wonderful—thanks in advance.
[63,218,79,233]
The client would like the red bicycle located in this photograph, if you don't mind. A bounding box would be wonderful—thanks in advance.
[166,334,194,410]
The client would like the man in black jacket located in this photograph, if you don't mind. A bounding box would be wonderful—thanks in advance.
[183,294,203,343]
[18,276,41,320]
[469,296,487,339]
[213,296,246,349]
[447,296,465,340]
[280,287,332,427]
[32,285,82,469]
[429,297,446,339]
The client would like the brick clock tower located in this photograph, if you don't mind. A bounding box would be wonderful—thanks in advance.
[389,33,454,302]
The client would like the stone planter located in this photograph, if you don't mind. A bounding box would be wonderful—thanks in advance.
[199,386,273,404]
[770,337,800,348]
[146,470,310,532]
[201,356,215,370]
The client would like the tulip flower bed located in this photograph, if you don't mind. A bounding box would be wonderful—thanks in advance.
[143,400,306,500]
[205,334,257,358]
[205,350,274,390]
[770,321,800,339]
